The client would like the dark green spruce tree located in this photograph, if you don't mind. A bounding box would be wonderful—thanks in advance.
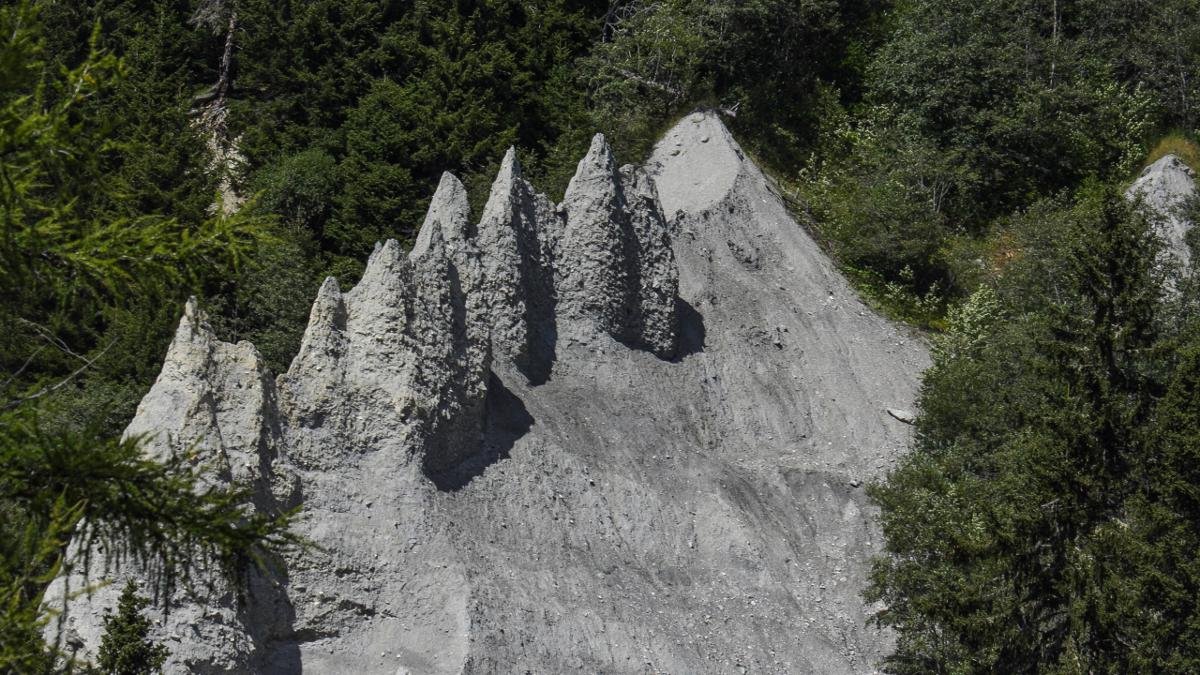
[96,582,169,675]
[866,187,1200,672]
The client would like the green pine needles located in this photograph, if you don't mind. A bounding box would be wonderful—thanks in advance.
[0,2,296,670]
[868,188,1200,672]
[97,581,168,675]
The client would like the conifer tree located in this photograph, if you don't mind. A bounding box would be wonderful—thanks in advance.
[865,187,1200,671]
[97,581,169,675]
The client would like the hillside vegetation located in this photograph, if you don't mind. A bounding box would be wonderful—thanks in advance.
[3,0,1200,670]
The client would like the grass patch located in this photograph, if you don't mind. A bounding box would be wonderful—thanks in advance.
[1143,131,1200,172]
[841,266,949,331]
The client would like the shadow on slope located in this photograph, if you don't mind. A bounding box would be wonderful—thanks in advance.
[673,298,706,360]
[517,322,557,386]
[610,297,706,361]
[425,372,533,492]
[250,555,301,675]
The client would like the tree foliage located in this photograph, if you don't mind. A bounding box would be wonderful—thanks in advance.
[0,3,294,668]
[6,0,1200,671]
[802,0,1198,307]
[581,0,867,169]
[867,0,1160,222]
[231,0,607,263]
[868,188,1200,672]
[96,581,169,675]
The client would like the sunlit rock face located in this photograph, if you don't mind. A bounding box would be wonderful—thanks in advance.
[1128,153,1197,275]
[47,113,929,674]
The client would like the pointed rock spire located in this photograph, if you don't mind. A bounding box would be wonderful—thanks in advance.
[411,171,491,411]
[343,239,415,355]
[557,133,638,342]
[500,145,521,172]
[147,297,218,385]
[409,215,488,476]
[357,239,408,292]
[127,296,219,454]
[565,134,618,192]
[480,147,523,225]
[54,293,295,673]
[622,165,679,358]
[413,172,472,260]
[310,276,345,327]
[475,146,553,373]
[292,276,346,360]
[182,294,204,328]
[412,218,448,265]
[409,223,455,367]
[280,276,349,434]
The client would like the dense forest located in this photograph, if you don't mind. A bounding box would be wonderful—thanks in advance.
[2,0,1200,670]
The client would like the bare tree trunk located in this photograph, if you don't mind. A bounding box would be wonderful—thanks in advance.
[1048,0,1059,88]
[195,5,244,215]
[215,10,237,107]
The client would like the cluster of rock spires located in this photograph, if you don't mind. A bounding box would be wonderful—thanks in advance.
[47,113,1199,674]
[49,113,934,673]
[282,133,680,488]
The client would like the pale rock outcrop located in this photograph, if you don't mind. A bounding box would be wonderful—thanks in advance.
[48,112,928,674]
[281,240,420,468]
[276,235,472,674]
[412,172,474,257]
[557,134,638,342]
[411,175,492,477]
[557,133,680,358]
[474,148,560,380]
[1127,153,1197,272]
[45,299,296,673]
[621,162,679,357]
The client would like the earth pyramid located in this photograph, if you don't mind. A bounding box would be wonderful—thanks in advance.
[47,112,929,674]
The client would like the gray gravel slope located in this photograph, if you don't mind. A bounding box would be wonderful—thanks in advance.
[436,112,928,673]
